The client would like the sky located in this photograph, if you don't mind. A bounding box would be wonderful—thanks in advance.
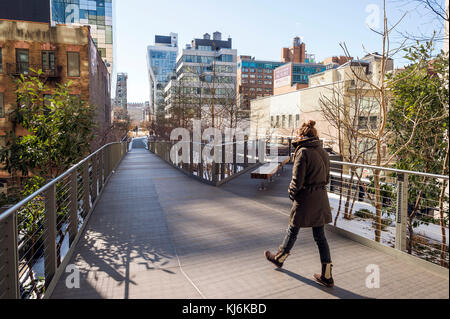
[114,0,446,102]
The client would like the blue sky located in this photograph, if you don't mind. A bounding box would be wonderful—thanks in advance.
[114,0,446,102]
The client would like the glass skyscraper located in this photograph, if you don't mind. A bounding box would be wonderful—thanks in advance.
[51,0,114,74]
[147,33,178,114]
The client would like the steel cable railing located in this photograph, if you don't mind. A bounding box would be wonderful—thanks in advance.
[0,141,129,299]
[327,160,449,268]
[150,139,449,267]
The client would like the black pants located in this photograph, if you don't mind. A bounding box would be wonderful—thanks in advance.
[280,225,331,264]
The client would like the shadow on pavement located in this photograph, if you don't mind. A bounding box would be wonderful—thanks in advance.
[276,268,371,299]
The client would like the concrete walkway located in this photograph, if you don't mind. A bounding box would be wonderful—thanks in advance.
[50,142,449,299]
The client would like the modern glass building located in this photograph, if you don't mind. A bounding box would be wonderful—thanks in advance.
[147,33,178,114]
[51,0,114,74]
[115,72,128,110]
[291,63,326,85]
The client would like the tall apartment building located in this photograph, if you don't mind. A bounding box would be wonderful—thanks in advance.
[115,72,128,109]
[237,56,284,111]
[0,19,112,192]
[51,0,115,75]
[164,32,237,127]
[147,33,178,116]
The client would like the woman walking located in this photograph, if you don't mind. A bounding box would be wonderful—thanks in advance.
[264,120,334,288]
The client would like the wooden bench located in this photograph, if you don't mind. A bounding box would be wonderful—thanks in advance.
[251,156,291,190]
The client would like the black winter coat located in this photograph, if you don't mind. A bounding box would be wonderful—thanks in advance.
[288,137,332,228]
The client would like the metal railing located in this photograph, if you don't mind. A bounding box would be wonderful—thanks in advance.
[134,138,450,267]
[327,160,449,268]
[0,141,128,299]
[148,139,265,186]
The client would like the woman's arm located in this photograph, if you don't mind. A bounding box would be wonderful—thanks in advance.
[288,148,307,200]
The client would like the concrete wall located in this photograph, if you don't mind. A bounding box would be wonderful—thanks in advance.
[250,84,339,150]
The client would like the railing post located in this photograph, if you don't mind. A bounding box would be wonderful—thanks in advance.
[104,146,110,179]
[199,148,204,179]
[189,140,194,173]
[221,143,226,180]
[0,211,19,299]
[82,161,90,218]
[395,173,408,252]
[233,137,237,174]
[244,139,248,167]
[68,171,78,246]
[212,161,218,184]
[288,138,292,161]
[111,144,115,171]
[92,154,98,201]
[44,184,57,288]
[98,149,104,190]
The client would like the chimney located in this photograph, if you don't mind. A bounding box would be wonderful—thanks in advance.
[203,33,211,40]
[213,31,222,41]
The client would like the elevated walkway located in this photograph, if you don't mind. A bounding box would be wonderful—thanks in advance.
[49,141,449,299]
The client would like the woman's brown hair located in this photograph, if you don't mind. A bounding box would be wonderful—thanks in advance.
[298,120,318,138]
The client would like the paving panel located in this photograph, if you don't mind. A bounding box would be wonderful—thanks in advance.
[50,145,449,299]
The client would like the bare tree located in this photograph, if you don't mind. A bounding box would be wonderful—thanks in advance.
[335,0,448,242]
[319,73,378,224]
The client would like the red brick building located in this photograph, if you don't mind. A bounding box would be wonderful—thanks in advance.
[0,20,112,192]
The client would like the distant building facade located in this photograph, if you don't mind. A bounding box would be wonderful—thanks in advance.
[250,55,393,163]
[0,19,112,192]
[164,31,237,127]
[147,33,178,116]
[127,102,149,123]
[115,72,128,109]
[51,0,115,75]
[237,56,283,111]
[273,61,326,95]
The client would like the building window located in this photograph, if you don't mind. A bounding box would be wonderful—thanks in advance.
[250,68,255,73]
[16,49,29,74]
[257,69,263,73]
[296,114,300,128]
[0,92,4,117]
[264,81,272,85]
[288,115,292,128]
[250,80,255,84]
[0,48,2,73]
[282,115,286,128]
[258,80,262,84]
[42,51,56,72]
[250,74,255,78]
[67,52,80,77]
